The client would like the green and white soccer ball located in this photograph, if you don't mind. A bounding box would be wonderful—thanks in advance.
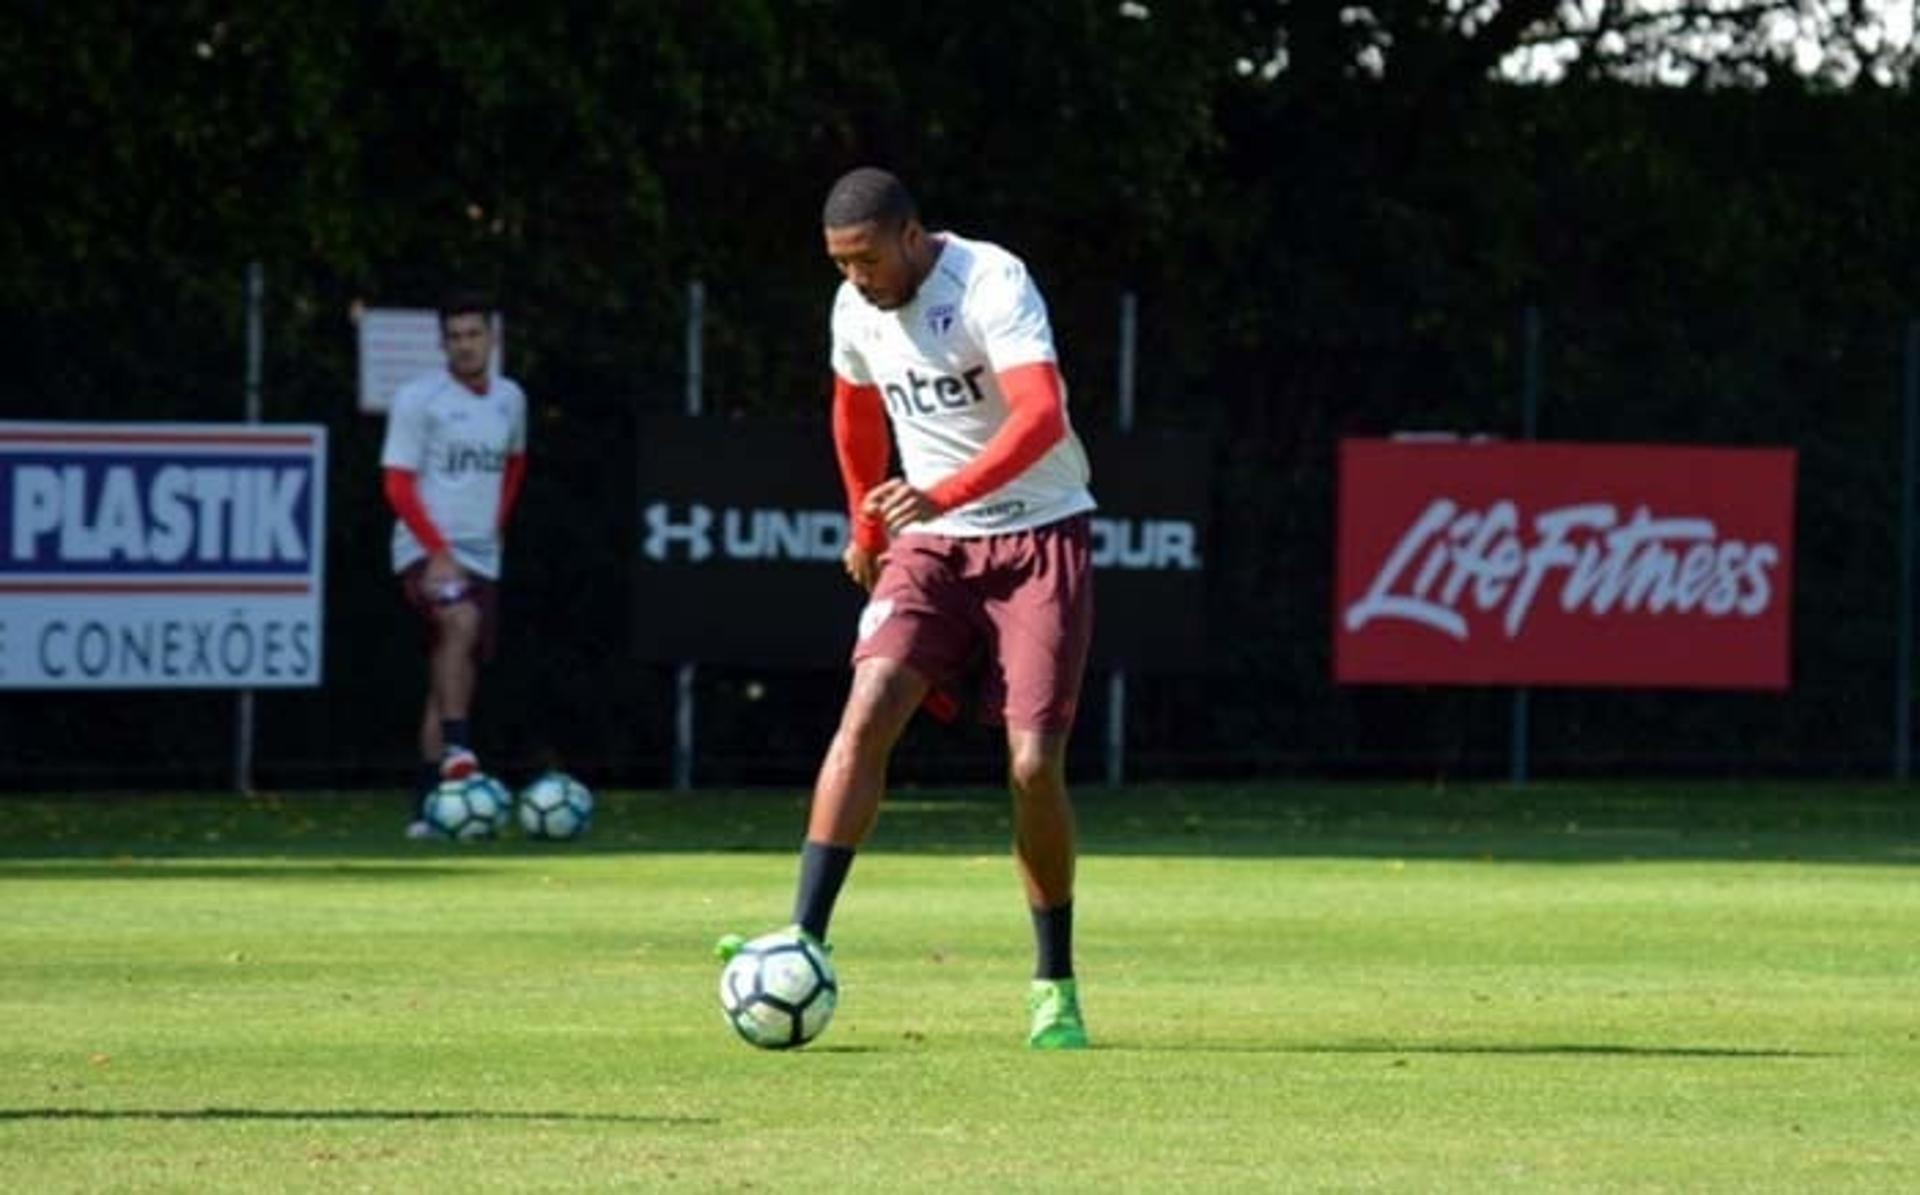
[422,774,510,840]
[516,771,593,840]
[718,929,838,1050]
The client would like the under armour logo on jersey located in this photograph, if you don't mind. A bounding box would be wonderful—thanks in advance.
[925,303,957,337]
[642,502,714,561]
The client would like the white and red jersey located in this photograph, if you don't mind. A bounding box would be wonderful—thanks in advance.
[830,232,1094,536]
[380,369,527,578]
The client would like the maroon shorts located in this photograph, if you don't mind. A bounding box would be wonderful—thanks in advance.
[852,514,1093,732]
[399,561,500,663]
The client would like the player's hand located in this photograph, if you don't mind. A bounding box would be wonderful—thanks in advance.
[423,551,469,603]
[862,478,938,534]
[842,543,884,591]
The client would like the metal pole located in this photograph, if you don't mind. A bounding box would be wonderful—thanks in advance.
[1897,320,1919,780]
[1510,305,1541,787]
[673,661,696,791]
[235,261,264,794]
[684,280,705,418]
[1107,292,1138,788]
[673,279,705,792]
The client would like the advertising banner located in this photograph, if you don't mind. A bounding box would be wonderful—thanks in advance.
[1334,438,1795,689]
[633,416,1209,669]
[0,422,328,689]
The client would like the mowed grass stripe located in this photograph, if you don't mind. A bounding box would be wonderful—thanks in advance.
[0,783,1914,1191]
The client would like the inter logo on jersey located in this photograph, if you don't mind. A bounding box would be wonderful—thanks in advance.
[440,442,509,477]
[881,366,988,418]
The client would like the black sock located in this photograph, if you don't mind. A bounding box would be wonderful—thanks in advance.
[791,841,856,942]
[441,719,471,751]
[1031,901,1075,981]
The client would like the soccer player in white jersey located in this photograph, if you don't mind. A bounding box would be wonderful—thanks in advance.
[379,293,528,837]
[718,168,1096,1048]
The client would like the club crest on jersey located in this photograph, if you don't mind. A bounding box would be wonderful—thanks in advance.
[925,303,957,337]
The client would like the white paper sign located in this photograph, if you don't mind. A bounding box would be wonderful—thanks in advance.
[356,307,503,414]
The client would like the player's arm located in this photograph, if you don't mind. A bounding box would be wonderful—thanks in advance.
[379,385,459,585]
[495,453,527,532]
[497,390,529,533]
[492,453,527,533]
[863,361,1067,533]
[832,373,891,556]
[924,360,1066,511]
[382,467,448,556]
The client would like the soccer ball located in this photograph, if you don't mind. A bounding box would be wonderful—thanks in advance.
[422,774,510,840]
[718,929,838,1050]
[516,771,593,840]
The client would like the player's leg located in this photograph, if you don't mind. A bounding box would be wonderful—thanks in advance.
[792,537,977,945]
[417,690,443,765]
[428,598,482,779]
[1009,727,1077,946]
[719,536,976,962]
[787,657,931,940]
[982,516,1093,1048]
[406,690,444,837]
[806,656,931,846]
[1009,727,1087,1049]
[400,565,450,836]
[716,660,928,961]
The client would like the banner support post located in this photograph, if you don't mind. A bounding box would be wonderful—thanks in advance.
[1107,291,1138,788]
[234,261,264,795]
[1897,319,1918,780]
[673,279,705,792]
[1509,305,1541,787]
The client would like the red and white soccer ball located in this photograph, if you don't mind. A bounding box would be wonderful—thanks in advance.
[719,930,838,1049]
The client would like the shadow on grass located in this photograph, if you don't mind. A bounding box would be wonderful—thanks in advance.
[803,1044,883,1054]
[1120,1041,1827,1060]
[1,783,1917,866]
[0,1106,713,1125]
[0,861,471,882]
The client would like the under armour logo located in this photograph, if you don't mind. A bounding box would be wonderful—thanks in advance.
[643,502,714,561]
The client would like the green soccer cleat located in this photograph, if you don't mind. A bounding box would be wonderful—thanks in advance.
[714,925,829,964]
[1026,978,1089,1050]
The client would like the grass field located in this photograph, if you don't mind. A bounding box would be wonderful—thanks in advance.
[1,781,1916,1192]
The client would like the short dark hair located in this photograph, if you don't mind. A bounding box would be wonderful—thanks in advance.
[822,167,917,231]
[437,291,493,331]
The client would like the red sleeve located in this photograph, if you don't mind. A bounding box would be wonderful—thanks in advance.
[382,467,448,555]
[832,374,891,552]
[496,452,527,531]
[924,361,1067,513]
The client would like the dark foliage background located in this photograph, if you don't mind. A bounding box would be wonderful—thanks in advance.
[2,4,1915,788]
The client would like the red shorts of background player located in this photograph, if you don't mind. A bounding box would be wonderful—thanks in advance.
[399,560,500,664]
[852,514,1093,733]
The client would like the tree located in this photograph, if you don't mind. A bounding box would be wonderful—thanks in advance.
[1205,0,1914,90]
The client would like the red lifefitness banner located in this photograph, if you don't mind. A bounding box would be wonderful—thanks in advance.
[1334,439,1796,690]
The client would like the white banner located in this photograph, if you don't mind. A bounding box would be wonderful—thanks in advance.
[0,422,328,689]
